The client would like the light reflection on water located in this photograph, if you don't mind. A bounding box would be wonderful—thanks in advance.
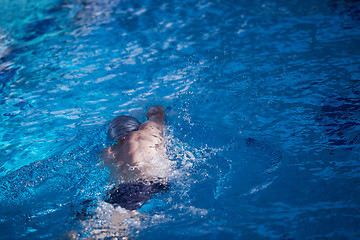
[0,0,360,239]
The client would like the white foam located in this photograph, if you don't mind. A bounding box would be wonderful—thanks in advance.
[79,200,142,239]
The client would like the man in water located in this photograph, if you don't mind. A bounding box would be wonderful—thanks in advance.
[103,105,171,210]
[67,106,171,239]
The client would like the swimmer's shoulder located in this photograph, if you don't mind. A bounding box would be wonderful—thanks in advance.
[138,119,163,131]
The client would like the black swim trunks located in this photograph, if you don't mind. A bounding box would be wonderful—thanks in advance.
[105,180,169,210]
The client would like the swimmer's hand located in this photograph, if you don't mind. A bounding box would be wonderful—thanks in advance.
[146,106,165,120]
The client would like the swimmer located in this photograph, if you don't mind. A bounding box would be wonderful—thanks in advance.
[65,106,171,239]
[103,105,171,210]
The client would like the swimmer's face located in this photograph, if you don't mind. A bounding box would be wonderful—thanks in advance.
[146,106,165,119]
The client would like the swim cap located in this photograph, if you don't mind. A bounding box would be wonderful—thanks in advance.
[108,115,141,140]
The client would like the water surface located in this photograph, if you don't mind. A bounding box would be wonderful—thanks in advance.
[0,0,359,239]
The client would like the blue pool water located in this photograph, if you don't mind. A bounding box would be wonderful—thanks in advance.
[1,0,360,239]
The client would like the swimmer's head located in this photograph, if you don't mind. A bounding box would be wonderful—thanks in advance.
[146,106,165,120]
[108,115,141,141]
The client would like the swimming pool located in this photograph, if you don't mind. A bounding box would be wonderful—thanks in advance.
[1,0,359,239]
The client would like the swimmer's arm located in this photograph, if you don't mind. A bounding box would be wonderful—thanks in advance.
[138,119,164,130]
[143,105,165,127]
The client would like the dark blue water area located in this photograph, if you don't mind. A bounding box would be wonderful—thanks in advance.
[1,0,360,239]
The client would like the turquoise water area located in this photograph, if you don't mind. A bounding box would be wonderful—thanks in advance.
[1,0,360,239]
